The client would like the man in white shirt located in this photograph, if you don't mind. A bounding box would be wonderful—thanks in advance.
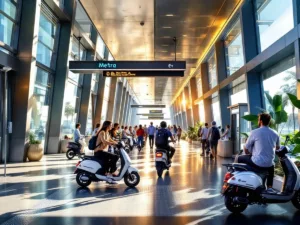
[200,123,209,156]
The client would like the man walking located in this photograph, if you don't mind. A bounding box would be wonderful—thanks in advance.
[208,121,220,159]
[200,123,209,156]
[148,122,156,149]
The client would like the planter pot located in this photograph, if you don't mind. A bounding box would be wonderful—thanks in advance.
[27,144,44,161]
[60,140,69,153]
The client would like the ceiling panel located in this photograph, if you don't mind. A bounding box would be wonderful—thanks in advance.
[80,0,242,106]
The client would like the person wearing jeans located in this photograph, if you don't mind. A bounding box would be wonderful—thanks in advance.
[148,122,156,148]
[136,125,145,148]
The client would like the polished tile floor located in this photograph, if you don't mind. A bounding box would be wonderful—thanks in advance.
[0,141,299,225]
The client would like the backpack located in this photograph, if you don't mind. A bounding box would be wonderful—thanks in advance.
[211,127,220,141]
[155,129,169,148]
[88,132,101,150]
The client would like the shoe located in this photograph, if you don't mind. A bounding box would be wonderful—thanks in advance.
[200,153,204,156]
[106,180,117,184]
[265,188,277,194]
[210,153,214,159]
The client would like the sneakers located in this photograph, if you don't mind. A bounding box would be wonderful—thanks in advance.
[106,180,117,185]
[265,188,277,194]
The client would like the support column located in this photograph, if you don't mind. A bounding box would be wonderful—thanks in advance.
[106,77,117,121]
[121,91,129,125]
[215,40,230,127]
[9,0,42,161]
[184,87,193,128]
[240,0,262,115]
[78,51,94,134]
[119,87,127,125]
[112,81,123,123]
[190,77,200,125]
[124,94,132,125]
[94,75,106,126]
[294,39,300,126]
[201,63,212,124]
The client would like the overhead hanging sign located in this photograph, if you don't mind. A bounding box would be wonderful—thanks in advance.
[148,116,164,120]
[103,71,184,77]
[69,61,186,74]
[137,113,164,117]
[149,110,163,114]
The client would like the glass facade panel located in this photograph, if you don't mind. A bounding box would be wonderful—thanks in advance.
[30,68,52,146]
[199,100,205,123]
[0,13,14,46]
[262,56,297,134]
[212,95,221,127]
[230,82,248,105]
[224,18,244,76]
[100,78,111,124]
[71,36,87,60]
[91,74,99,94]
[208,52,217,89]
[108,52,114,60]
[256,0,294,51]
[37,12,57,68]
[61,82,81,138]
[0,0,17,19]
[197,78,202,97]
[96,35,105,59]
[86,97,93,135]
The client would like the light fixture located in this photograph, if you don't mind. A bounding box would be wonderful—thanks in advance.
[162,26,172,29]
[182,34,187,37]
[166,14,174,16]
[162,44,169,47]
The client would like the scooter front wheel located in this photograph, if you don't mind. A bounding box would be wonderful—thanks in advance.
[292,191,300,209]
[124,171,140,187]
[224,195,248,213]
[66,149,75,160]
[76,171,92,187]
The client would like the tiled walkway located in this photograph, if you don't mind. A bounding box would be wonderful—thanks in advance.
[0,141,299,225]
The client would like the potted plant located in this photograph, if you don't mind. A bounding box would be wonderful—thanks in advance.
[27,132,43,161]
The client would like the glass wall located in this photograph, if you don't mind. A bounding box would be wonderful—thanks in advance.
[199,100,205,123]
[37,11,58,68]
[30,68,52,145]
[211,95,221,127]
[100,77,111,124]
[255,0,294,52]
[96,35,105,59]
[262,56,297,134]
[0,0,18,49]
[86,74,99,135]
[229,75,248,105]
[224,18,244,76]
[207,52,217,89]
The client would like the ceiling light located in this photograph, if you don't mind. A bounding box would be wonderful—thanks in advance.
[162,36,171,38]
[162,45,169,47]
[161,50,168,53]
[182,34,187,37]
[166,14,174,16]
[162,26,172,29]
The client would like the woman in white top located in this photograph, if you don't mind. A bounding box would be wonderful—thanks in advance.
[221,125,231,140]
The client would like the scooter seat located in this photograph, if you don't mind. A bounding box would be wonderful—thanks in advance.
[231,163,268,174]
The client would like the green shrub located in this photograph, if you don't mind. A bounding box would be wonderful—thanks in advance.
[29,132,41,145]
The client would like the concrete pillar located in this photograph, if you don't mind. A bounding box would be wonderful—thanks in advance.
[200,63,213,124]
[9,0,43,161]
[215,40,230,128]
[119,87,127,125]
[190,77,200,125]
[106,77,117,121]
[184,87,193,128]
[78,51,94,134]
[121,91,129,125]
[94,75,106,126]
[124,94,132,125]
[294,39,300,126]
[240,0,262,115]
[112,81,123,123]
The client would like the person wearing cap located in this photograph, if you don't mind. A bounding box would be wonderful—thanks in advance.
[208,121,221,159]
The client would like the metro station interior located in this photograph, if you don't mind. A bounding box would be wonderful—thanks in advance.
[1,0,300,224]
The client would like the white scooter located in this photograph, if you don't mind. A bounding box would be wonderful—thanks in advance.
[221,136,300,213]
[74,142,140,188]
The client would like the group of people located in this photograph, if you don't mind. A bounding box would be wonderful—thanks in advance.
[197,122,231,159]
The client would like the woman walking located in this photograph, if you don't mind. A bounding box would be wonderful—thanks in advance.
[177,126,182,143]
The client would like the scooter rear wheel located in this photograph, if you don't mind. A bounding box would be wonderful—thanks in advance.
[156,166,163,177]
[124,171,140,187]
[292,191,300,209]
[224,195,248,213]
[76,171,92,187]
[66,149,75,160]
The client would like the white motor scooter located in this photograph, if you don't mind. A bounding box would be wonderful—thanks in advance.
[221,136,300,213]
[74,142,140,188]
[155,141,175,177]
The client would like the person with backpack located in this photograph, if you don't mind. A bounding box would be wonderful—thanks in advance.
[93,121,119,176]
[208,121,220,159]
[155,121,176,163]
[200,123,209,156]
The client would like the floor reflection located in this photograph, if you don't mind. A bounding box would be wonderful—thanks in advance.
[0,141,299,225]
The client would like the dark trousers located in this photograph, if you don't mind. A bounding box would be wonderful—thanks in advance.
[149,135,154,148]
[210,140,218,155]
[201,139,208,154]
[94,151,119,173]
[237,155,274,187]
[137,136,144,146]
